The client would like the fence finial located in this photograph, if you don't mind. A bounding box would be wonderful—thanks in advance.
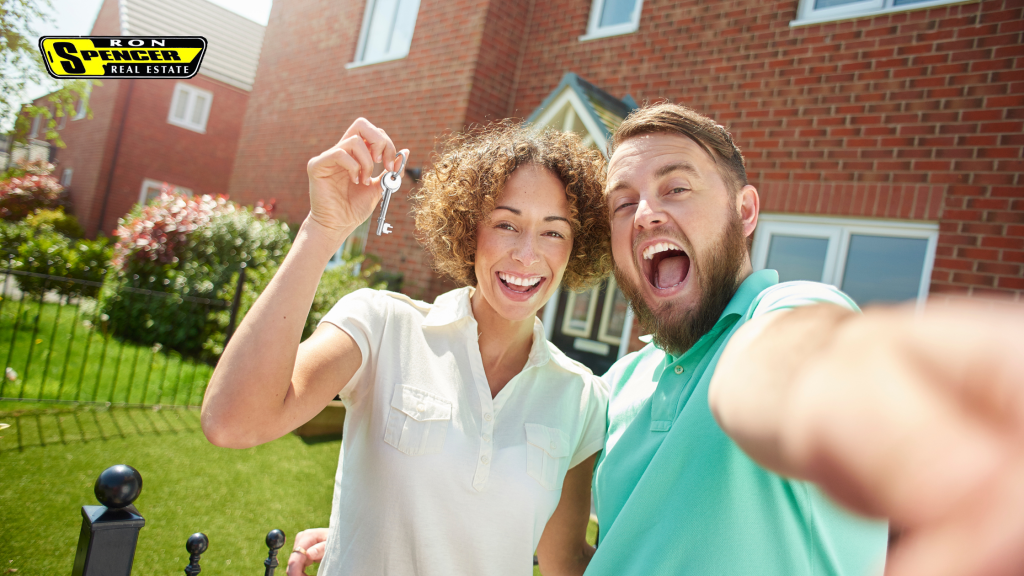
[184,533,209,576]
[263,529,286,576]
[71,465,146,576]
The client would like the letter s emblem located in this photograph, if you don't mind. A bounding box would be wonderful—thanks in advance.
[54,42,85,74]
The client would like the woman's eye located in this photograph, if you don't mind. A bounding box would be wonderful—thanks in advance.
[544,231,566,239]
[496,222,516,231]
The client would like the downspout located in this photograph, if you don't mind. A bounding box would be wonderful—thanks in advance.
[95,78,135,237]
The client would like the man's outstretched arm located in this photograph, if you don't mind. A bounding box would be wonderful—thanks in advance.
[708,302,1024,576]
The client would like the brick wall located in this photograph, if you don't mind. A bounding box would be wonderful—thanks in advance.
[228,0,532,299]
[509,0,1023,300]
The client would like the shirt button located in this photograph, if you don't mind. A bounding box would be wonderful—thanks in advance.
[549,442,557,450]
[480,455,490,464]
[482,434,491,443]
[674,365,684,374]
[483,413,492,421]
[416,403,425,412]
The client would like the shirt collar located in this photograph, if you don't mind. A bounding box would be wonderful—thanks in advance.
[422,286,476,328]
[421,286,553,370]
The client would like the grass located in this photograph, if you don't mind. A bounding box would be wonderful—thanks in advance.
[0,406,340,576]
[0,298,215,409]
[0,405,598,575]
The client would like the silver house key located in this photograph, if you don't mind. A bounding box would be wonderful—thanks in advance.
[376,150,408,235]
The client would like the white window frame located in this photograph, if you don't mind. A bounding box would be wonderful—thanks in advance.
[60,168,73,187]
[792,0,961,27]
[347,0,422,68]
[597,277,629,346]
[73,82,91,121]
[561,285,601,338]
[167,83,213,134]
[28,114,42,139]
[57,113,68,130]
[327,217,372,271]
[752,214,939,307]
[579,0,644,42]
[138,178,193,205]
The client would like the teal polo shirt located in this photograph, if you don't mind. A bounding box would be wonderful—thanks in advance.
[588,270,888,576]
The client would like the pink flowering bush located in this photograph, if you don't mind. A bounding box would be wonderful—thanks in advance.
[0,161,68,221]
[101,190,289,355]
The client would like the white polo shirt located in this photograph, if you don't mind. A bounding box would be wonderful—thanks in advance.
[316,287,608,576]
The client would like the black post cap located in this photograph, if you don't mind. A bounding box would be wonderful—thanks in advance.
[266,529,285,551]
[94,465,143,509]
[186,533,209,556]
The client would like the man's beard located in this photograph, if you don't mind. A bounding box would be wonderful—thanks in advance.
[615,213,747,357]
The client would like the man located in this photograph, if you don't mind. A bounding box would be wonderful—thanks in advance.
[594,103,1024,576]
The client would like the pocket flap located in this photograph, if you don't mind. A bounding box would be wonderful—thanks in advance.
[525,423,570,458]
[391,385,452,422]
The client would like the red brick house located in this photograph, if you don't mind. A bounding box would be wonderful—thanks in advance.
[34,0,265,237]
[229,0,1023,372]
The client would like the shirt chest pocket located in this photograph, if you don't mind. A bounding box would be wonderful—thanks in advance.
[384,385,452,456]
[525,423,571,491]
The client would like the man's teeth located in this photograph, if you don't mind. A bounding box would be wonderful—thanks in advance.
[642,242,683,260]
[499,273,541,287]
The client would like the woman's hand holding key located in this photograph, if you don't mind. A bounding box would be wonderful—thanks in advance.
[306,117,408,248]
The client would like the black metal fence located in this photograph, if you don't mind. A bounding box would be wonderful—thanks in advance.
[0,266,246,407]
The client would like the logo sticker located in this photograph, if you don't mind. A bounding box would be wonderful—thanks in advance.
[38,36,208,79]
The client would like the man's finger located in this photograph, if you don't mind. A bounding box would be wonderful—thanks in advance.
[286,551,311,576]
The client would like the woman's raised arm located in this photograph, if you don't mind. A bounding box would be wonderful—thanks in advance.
[201,118,403,448]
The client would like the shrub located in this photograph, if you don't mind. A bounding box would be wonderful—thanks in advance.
[100,193,290,355]
[0,162,68,222]
[24,207,84,238]
[7,227,112,298]
[0,220,30,263]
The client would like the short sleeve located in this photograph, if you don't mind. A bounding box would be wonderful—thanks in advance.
[317,288,388,404]
[750,281,861,320]
[569,374,610,469]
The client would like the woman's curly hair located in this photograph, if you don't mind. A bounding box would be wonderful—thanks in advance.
[412,120,612,292]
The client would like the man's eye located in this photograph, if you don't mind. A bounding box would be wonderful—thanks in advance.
[614,202,636,213]
[669,187,689,194]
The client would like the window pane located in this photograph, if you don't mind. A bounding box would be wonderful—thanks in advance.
[191,95,207,125]
[363,0,400,61]
[568,290,594,332]
[893,0,929,5]
[173,90,189,120]
[766,235,829,282]
[602,286,630,341]
[389,0,420,55]
[841,235,928,306]
[599,0,638,27]
[814,0,865,7]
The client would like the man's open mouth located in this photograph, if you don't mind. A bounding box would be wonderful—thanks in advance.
[498,272,544,295]
[641,241,691,290]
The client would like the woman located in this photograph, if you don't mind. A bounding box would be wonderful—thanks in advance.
[202,117,612,575]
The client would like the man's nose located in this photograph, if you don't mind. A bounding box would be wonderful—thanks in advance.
[635,198,665,230]
[512,235,540,266]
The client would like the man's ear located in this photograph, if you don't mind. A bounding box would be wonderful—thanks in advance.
[737,185,759,241]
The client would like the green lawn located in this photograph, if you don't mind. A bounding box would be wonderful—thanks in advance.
[1,405,598,575]
[0,299,214,408]
[0,406,339,576]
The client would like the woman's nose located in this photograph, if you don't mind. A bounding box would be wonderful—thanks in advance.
[511,236,540,267]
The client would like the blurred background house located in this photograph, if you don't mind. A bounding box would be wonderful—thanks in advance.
[226,0,1022,373]
[22,0,265,237]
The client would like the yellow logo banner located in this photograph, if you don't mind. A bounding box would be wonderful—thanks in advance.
[39,37,208,79]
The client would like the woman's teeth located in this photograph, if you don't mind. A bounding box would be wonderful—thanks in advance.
[498,272,541,287]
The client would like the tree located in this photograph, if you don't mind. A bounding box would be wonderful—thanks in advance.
[1,0,93,148]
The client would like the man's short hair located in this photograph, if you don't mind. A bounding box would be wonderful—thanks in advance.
[610,103,748,194]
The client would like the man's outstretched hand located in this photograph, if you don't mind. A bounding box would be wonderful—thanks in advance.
[710,300,1024,576]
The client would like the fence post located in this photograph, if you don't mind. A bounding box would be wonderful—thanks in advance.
[71,465,146,576]
[225,263,247,344]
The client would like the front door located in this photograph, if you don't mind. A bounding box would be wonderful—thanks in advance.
[549,277,631,375]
